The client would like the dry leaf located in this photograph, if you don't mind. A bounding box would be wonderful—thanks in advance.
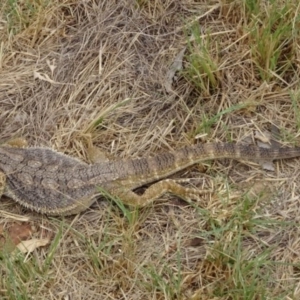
[16,238,50,254]
[164,47,186,93]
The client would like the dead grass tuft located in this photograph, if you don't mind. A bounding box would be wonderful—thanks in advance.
[1,0,300,299]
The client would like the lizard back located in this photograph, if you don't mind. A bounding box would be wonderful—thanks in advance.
[0,146,98,215]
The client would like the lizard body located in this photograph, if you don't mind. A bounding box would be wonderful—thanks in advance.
[0,142,300,215]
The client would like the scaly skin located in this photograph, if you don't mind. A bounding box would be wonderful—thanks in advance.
[1,141,300,215]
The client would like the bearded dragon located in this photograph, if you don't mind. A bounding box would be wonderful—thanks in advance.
[0,139,299,215]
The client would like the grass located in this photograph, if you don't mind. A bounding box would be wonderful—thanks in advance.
[3,0,49,34]
[184,24,221,96]
[248,2,298,82]
[1,0,300,299]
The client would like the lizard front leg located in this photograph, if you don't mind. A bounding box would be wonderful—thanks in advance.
[0,138,27,200]
[107,179,212,207]
[0,171,6,200]
[2,137,28,148]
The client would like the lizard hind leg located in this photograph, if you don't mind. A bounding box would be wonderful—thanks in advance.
[109,179,212,208]
[86,145,111,163]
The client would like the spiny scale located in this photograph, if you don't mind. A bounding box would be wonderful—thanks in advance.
[0,142,300,215]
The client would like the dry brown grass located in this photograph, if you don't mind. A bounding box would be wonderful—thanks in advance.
[1,0,300,299]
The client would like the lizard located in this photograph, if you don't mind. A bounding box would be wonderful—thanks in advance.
[1,138,300,216]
